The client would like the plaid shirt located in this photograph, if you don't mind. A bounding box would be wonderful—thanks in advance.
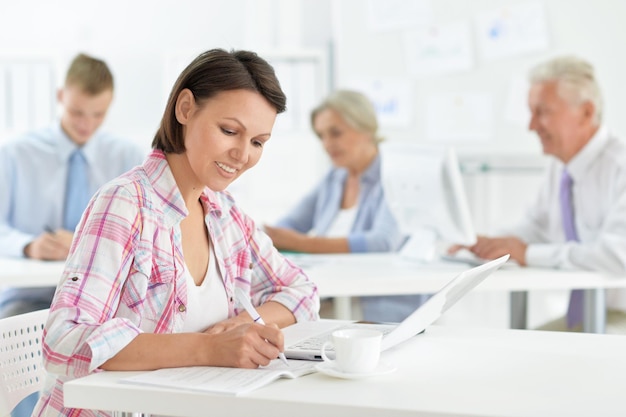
[34,149,319,416]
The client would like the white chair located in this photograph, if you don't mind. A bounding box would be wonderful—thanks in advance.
[0,309,48,417]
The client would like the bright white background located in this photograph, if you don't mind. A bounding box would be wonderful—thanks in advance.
[2,0,625,328]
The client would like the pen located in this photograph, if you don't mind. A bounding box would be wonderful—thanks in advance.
[234,287,289,367]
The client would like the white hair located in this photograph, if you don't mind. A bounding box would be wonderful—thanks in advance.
[528,55,603,124]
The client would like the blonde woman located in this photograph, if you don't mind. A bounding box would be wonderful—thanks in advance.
[265,90,426,322]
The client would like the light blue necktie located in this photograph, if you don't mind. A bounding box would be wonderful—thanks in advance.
[63,149,90,231]
[560,169,583,328]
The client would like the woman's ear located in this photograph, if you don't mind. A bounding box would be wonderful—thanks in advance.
[175,89,194,125]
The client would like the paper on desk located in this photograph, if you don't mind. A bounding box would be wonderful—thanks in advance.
[120,359,317,396]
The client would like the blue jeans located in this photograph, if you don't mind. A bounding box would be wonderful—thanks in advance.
[360,294,431,323]
[12,392,38,417]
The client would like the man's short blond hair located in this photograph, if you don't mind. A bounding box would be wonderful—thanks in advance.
[65,53,114,95]
[528,55,603,125]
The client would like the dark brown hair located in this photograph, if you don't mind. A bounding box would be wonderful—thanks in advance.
[65,53,114,94]
[152,48,287,153]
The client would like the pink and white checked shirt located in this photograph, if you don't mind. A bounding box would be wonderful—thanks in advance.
[33,150,319,416]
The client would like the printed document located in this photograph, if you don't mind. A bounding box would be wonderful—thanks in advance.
[121,359,316,395]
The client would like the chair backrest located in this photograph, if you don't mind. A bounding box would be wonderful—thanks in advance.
[0,309,48,417]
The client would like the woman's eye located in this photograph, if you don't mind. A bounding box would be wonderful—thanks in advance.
[253,140,264,148]
[221,128,236,136]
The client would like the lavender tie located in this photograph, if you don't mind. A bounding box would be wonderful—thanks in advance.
[560,169,583,328]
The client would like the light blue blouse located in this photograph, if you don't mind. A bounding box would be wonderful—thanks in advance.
[276,154,428,322]
[276,154,405,253]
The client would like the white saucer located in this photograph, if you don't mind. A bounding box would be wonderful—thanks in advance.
[314,361,397,380]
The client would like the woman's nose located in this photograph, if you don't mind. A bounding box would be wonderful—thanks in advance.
[230,141,250,163]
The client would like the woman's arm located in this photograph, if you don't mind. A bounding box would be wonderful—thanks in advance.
[101,322,285,370]
[264,225,350,253]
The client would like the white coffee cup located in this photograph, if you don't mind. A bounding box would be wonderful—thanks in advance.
[320,328,382,373]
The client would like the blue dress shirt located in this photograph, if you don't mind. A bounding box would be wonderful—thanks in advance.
[0,122,145,417]
[0,122,146,257]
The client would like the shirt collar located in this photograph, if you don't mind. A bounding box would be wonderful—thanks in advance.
[143,150,226,228]
[53,120,101,165]
[201,189,225,219]
[143,149,188,228]
[565,125,609,182]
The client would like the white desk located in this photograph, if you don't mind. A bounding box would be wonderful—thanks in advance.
[2,255,624,333]
[293,253,626,333]
[64,325,626,417]
[0,257,64,287]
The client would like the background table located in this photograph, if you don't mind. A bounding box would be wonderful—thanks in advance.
[291,253,626,333]
[64,325,626,417]
[0,258,64,287]
[3,255,625,333]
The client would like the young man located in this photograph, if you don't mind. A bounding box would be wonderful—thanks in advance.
[0,52,145,417]
[454,55,626,333]
[0,53,145,315]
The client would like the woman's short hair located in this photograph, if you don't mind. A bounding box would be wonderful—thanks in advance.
[152,48,287,153]
[528,55,603,124]
[310,89,383,143]
[65,53,114,95]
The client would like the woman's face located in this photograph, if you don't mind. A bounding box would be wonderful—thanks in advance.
[313,108,374,169]
[178,88,277,192]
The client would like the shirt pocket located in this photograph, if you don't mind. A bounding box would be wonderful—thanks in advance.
[119,260,176,331]
[222,247,252,284]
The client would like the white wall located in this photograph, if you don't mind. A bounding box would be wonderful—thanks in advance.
[332,0,626,156]
[0,0,333,223]
[330,0,626,328]
[1,0,617,328]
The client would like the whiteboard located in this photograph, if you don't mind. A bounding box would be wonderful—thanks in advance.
[332,0,626,157]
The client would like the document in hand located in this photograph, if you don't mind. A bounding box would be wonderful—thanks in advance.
[120,359,317,396]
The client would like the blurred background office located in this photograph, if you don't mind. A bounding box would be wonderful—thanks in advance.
[2,0,626,328]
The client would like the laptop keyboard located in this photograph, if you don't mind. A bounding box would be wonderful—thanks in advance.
[290,323,396,352]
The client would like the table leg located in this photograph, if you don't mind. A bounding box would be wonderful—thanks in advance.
[510,291,528,329]
[583,288,606,333]
[333,297,352,320]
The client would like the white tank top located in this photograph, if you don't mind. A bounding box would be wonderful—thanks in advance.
[181,244,229,332]
[326,206,358,237]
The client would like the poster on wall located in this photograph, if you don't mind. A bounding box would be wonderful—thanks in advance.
[475,2,549,61]
[404,21,474,78]
[343,77,414,128]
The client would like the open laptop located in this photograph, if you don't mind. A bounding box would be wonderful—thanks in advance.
[283,254,509,360]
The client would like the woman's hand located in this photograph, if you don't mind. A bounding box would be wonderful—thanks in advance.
[263,225,304,251]
[205,322,284,368]
[204,315,250,335]
[101,322,285,371]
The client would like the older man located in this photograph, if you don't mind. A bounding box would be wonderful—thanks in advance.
[458,56,626,333]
